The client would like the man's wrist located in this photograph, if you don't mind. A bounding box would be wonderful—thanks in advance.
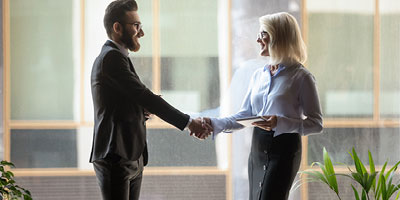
[185,117,193,130]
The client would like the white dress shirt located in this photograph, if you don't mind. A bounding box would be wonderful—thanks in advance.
[211,63,323,137]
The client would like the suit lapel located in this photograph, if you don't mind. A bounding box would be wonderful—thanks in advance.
[126,57,138,76]
[104,40,140,77]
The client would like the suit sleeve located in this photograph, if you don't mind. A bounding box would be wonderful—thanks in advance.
[101,50,190,130]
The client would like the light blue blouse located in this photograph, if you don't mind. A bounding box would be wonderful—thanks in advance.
[211,63,323,137]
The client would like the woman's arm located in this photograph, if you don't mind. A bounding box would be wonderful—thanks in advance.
[275,73,323,135]
[208,70,260,135]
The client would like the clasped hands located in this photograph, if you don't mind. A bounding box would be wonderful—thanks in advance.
[188,115,277,139]
[188,117,213,140]
[144,108,212,140]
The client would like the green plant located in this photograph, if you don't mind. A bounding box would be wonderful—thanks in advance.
[0,161,32,200]
[296,147,400,200]
[339,149,377,200]
[297,147,341,199]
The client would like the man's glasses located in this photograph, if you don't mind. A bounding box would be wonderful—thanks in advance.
[125,22,143,32]
[258,31,268,40]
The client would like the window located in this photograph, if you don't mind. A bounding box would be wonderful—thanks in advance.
[4,0,225,199]
[305,0,400,198]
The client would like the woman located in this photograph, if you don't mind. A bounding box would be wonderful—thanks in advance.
[205,12,323,200]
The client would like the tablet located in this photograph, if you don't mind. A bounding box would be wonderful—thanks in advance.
[235,116,265,127]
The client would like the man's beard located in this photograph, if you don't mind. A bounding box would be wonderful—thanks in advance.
[121,27,140,52]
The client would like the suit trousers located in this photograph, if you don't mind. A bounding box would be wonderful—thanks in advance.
[248,127,302,200]
[93,153,144,200]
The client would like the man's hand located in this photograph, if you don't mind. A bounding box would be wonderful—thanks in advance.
[188,117,213,140]
[202,117,213,133]
[252,115,277,131]
[143,108,152,121]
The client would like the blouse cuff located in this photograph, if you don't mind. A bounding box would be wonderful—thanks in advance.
[275,115,302,137]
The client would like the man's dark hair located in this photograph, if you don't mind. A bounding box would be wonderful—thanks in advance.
[104,0,138,38]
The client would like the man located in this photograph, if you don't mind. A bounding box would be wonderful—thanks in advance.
[90,1,211,199]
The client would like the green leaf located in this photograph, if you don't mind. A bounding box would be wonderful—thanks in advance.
[24,189,31,196]
[381,174,387,200]
[322,147,339,194]
[352,172,363,183]
[8,171,14,177]
[4,172,13,180]
[368,151,377,193]
[351,148,365,174]
[9,185,17,191]
[376,161,389,198]
[12,189,22,197]
[381,161,388,176]
[366,172,377,193]
[0,178,8,185]
[1,161,15,167]
[302,171,329,185]
[385,161,400,180]
[368,151,375,173]
[361,189,367,200]
[352,185,361,200]
[395,188,400,200]
[24,194,33,200]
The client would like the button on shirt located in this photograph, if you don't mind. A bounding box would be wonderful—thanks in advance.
[211,63,323,137]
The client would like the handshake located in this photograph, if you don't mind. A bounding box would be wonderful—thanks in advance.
[188,117,213,140]
[144,110,213,139]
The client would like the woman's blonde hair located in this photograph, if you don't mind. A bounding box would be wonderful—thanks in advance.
[259,12,307,65]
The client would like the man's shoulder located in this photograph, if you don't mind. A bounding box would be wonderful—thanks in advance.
[92,43,125,69]
[99,44,125,61]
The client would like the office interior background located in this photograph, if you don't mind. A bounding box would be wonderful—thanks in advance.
[1,0,400,199]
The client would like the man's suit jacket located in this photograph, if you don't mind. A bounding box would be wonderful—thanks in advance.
[90,41,190,165]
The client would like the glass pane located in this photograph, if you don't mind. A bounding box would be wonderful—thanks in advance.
[131,0,153,88]
[160,57,220,112]
[159,0,219,113]
[307,0,374,118]
[84,0,153,122]
[84,0,113,122]
[380,0,400,117]
[11,129,77,168]
[0,1,3,160]
[10,0,76,120]
[146,129,216,167]
[130,57,153,89]
[308,128,400,166]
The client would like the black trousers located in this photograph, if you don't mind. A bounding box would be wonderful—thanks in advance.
[248,127,302,200]
[93,154,144,200]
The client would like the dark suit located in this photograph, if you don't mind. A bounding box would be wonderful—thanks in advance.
[90,40,189,199]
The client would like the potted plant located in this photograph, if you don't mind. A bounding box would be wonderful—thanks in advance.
[295,147,400,200]
[0,161,32,200]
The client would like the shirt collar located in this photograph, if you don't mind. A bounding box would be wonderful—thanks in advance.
[263,64,286,74]
[109,40,129,57]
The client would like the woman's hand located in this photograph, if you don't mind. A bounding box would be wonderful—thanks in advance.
[252,115,277,131]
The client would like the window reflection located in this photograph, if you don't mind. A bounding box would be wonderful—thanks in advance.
[10,0,75,120]
[146,129,217,167]
[11,129,77,168]
[307,12,374,118]
[379,0,400,117]
[308,128,400,165]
